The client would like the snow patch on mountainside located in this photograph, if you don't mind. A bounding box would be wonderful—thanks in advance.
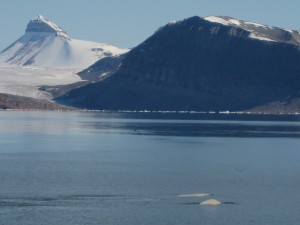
[228,19,241,26]
[204,16,230,26]
[243,21,270,29]
[249,33,275,42]
[168,20,177,25]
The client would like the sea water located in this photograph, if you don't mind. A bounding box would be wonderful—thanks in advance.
[0,111,300,225]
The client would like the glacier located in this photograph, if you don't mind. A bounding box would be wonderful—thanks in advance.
[0,15,129,100]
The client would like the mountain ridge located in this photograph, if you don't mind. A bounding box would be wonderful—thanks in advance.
[202,16,300,44]
[58,15,300,113]
[25,15,70,39]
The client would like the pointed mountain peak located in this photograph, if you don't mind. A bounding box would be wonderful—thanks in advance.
[35,14,45,20]
[26,15,70,40]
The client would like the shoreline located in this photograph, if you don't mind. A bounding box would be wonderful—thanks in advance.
[1,108,300,116]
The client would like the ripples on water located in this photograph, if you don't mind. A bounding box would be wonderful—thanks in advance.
[0,111,300,225]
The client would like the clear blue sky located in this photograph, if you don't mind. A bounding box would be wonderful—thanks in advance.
[1,0,300,50]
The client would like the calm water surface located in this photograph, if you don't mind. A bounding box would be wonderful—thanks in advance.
[0,111,300,225]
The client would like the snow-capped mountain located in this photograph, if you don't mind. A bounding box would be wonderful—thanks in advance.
[0,15,129,69]
[59,15,300,113]
[203,16,300,44]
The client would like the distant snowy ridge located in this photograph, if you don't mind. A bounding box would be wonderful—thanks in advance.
[203,16,300,44]
[166,15,300,45]
[0,15,129,69]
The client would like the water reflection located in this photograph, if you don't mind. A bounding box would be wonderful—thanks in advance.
[80,119,300,138]
[1,111,300,138]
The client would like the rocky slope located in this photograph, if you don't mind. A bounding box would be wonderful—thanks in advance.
[58,16,300,112]
[78,55,125,82]
[203,16,300,44]
[0,93,73,110]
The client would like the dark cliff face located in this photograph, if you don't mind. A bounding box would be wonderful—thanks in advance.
[59,16,300,111]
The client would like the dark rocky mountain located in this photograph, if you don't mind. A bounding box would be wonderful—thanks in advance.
[58,16,300,112]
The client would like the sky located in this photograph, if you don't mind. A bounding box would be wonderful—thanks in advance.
[1,0,300,50]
